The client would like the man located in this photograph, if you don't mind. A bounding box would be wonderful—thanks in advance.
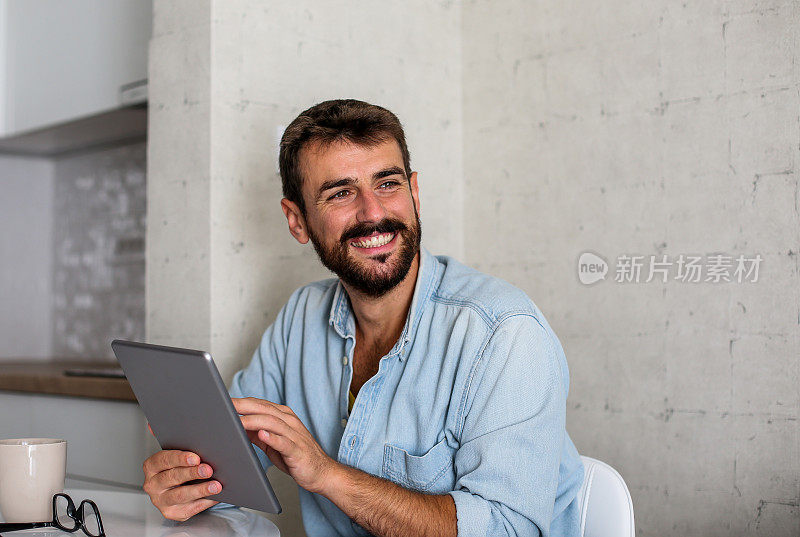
[142,99,584,536]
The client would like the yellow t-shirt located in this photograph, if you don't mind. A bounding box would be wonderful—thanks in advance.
[348,390,355,413]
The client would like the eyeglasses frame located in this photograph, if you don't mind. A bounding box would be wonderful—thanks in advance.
[53,493,105,536]
[0,492,105,537]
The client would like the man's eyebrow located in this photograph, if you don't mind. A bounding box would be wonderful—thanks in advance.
[317,177,357,198]
[373,166,406,181]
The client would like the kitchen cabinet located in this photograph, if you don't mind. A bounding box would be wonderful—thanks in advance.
[0,0,151,138]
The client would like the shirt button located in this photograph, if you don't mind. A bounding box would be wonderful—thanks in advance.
[342,356,348,366]
[341,418,347,428]
[349,436,356,448]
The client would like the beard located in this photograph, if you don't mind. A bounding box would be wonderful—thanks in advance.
[306,210,422,298]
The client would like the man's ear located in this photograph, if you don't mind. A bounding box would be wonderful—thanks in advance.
[281,198,310,244]
[409,171,421,216]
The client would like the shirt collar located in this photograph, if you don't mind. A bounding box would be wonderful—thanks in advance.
[328,246,439,362]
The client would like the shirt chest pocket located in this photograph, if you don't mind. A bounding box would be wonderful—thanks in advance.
[382,438,456,493]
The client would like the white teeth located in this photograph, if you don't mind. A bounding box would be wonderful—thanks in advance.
[351,232,395,249]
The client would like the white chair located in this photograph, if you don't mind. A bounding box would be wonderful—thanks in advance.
[576,456,635,537]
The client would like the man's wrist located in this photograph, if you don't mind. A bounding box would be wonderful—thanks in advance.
[315,458,347,497]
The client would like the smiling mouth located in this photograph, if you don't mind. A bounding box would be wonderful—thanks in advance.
[349,232,396,249]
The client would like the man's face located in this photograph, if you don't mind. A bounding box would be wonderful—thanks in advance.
[284,138,422,297]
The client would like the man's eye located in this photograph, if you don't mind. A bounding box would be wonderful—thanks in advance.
[379,180,400,189]
[329,190,350,200]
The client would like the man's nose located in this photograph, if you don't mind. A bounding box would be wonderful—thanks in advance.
[356,189,386,223]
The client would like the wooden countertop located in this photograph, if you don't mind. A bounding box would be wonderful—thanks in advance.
[0,360,136,402]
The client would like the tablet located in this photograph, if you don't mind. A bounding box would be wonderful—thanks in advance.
[111,339,282,514]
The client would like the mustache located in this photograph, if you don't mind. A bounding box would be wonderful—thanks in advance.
[340,219,408,244]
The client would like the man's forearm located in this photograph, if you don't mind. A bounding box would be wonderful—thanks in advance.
[318,462,458,537]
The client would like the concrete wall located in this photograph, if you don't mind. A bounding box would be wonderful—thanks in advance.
[146,1,213,357]
[148,1,798,535]
[0,154,54,359]
[461,1,799,536]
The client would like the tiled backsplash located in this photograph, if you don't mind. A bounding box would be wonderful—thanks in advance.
[52,143,146,360]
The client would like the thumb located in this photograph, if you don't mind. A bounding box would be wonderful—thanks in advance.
[246,429,268,452]
[265,446,290,474]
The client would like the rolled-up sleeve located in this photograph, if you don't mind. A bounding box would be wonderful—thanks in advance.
[448,314,566,537]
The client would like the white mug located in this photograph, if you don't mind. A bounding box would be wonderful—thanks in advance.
[0,438,67,522]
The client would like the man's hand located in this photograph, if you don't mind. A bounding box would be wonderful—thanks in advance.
[142,450,222,521]
[231,399,457,537]
[232,397,338,494]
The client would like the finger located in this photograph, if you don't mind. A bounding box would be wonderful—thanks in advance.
[240,414,295,440]
[267,401,294,414]
[233,397,292,416]
[259,431,291,473]
[264,446,290,474]
[246,401,305,431]
[161,480,222,507]
[239,412,289,433]
[144,450,200,478]
[244,429,268,452]
[232,397,274,415]
[154,463,213,492]
[172,498,220,522]
[258,427,298,457]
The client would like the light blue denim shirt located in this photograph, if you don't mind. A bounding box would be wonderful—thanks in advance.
[228,247,584,536]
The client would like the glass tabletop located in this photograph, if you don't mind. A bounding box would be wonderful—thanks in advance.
[0,488,280,537]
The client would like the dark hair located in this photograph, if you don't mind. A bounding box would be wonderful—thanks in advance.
[279,99,412,215]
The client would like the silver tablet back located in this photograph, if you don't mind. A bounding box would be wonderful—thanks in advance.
[111,339,282,514]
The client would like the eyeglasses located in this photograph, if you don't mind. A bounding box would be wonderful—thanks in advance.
[0,493,105,536]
